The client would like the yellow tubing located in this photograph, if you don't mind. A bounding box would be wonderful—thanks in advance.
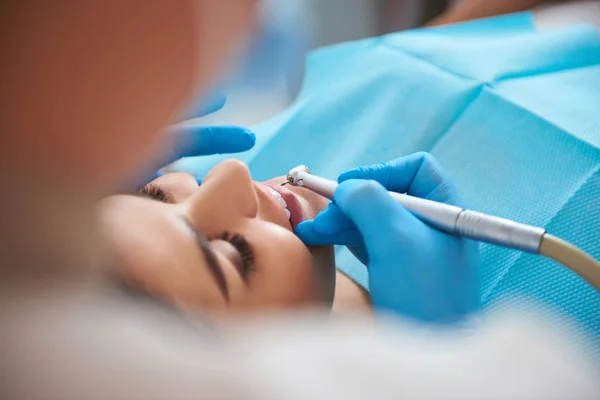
[539,234,600,293]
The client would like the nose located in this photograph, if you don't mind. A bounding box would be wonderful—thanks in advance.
[185,159,259,229]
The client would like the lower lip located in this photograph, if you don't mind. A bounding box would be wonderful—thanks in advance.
[262,182,304,229]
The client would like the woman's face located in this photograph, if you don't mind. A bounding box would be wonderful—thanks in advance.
[100,160,335,317]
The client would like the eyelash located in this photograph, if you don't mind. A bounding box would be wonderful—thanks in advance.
[139,183,173,203]
[214,231,256,277]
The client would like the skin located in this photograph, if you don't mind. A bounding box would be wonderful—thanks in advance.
[100,160,371,317]
[1,1,258,282]
[1,0,368,317]
[1,0,257,191]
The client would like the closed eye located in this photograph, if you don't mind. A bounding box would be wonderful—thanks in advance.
[210,231,256,279]
[139,183,173,203]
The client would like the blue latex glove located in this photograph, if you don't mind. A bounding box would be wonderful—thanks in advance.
[135,95,256,186]
[295,153,480,323]
[159,124,255,169]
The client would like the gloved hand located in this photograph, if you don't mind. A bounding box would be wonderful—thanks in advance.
[135,94,256,186]
[295,152,480,324]
[157,124,255,172]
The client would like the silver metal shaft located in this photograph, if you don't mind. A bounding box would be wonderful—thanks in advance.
[286,166,545,254]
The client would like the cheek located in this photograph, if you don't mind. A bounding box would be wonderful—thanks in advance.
[117,229,227,311]
[100,200,226,310]
[247,225,321,308]
[300,191,331,220]
[308,245,336,304]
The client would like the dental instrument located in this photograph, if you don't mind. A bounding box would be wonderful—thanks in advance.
[284,165,600,292]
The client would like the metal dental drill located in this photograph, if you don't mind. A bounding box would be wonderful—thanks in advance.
[283,165,544,252]
[283,165,600,292]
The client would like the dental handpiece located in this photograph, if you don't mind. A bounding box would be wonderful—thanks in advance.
[284,165,600,292]
[284,165,546,253]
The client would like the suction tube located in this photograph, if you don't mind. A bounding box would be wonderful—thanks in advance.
[539,234,600,292]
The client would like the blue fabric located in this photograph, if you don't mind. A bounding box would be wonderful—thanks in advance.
[175,13,600,352]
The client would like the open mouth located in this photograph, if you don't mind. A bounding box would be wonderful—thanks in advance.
[260,182,304,229]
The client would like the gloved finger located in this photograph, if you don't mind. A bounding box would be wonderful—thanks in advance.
[163,125,256,165]
[295,220,363,246]
[348,244,369,266]
[339,152,464,207]
[311,203,357,235]
[179,93,227,120]
[295,203,359,245]
[334,179,419,255]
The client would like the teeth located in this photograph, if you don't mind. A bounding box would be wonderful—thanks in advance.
[267,187,291,220]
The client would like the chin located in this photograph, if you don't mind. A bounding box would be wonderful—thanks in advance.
[309,244,336,307]
[263,176,335,304]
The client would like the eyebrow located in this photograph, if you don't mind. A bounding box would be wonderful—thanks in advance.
[183,218,229,302]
